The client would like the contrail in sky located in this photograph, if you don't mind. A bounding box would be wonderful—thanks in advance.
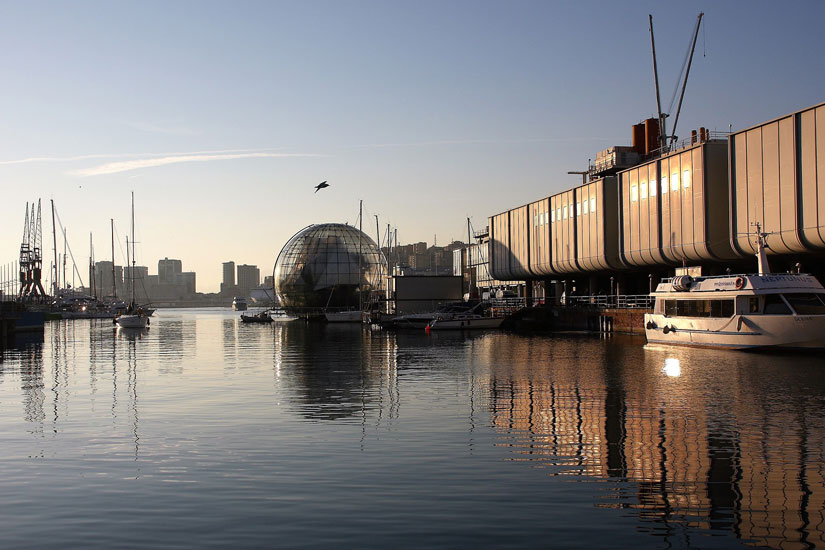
[71,152,318,177]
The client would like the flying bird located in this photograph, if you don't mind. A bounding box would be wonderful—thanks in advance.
[314,181,329,193]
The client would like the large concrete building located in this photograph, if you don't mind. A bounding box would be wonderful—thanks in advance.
[485,101,825,300]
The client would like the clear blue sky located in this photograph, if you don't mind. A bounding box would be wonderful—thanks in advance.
[1,0,823,293]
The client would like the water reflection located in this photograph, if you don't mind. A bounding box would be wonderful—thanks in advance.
[274,323,399,422]
[478,333,825,548]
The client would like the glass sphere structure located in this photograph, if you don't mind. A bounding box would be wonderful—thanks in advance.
[273,223,386,310]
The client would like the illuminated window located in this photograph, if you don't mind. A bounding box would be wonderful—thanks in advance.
[650,179,657,196]
[583,200,588,215]
[631,184,638,202]
[556,207,561,221]
[590,197,596,212]
[671,172,679,191]
[551,209,555,223]
[640,182,647,199]
[563,205,567,219]
[661,176,668,194]
[576,202,581,216]
[683,169,691,188]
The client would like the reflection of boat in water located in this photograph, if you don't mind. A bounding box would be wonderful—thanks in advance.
[645,226,825,350]
[232,297,248,311]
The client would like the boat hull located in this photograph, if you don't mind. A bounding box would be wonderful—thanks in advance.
[644,313,825,350]
[116,314,149,329]
[428,317,504,330]
[325,311,366,323]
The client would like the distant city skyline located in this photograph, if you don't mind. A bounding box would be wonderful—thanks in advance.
[1,1,823,292]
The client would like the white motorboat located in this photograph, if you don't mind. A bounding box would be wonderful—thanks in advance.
[379,302,478,330]
[426,301,504,331]
[427,314,504,331]
[644,224,825,350]
[324,310,366,323]
[232,297,248,311]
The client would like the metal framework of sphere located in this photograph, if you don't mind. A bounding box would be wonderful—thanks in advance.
[273,223,386,310]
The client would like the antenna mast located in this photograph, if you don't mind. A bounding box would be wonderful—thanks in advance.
[649,14,667,152]
[669,12,704,148]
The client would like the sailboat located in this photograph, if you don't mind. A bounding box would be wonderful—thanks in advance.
[116,192,150,329]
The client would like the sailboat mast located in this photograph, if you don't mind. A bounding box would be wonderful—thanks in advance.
[51,199,58,295]
[111,219,117,298]
[130,191,136,305]
[358,199,363,310]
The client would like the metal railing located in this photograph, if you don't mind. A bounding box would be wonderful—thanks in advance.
[489,294,654,311]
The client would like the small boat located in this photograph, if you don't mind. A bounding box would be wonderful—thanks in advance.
[116,192,150,330]
[232,297,248,311]
[324,310,366,323]
[426,302,504,331]
[427,314,504,331]
[116,310,150,329]
[240,311,274,324]
[379,302,476,330]
[644,224,825,350]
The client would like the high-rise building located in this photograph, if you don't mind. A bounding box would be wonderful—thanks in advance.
[236,264,260,296]
[222,261,235,289]
[94,261,123,298]
[158,258,182,285]
[182,272,196,294]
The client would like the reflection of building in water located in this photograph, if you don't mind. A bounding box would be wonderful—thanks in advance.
[274,323,398,422]
[479,335,825,549]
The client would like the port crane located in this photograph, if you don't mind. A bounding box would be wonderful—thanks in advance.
[649,12,704,151]
[17,199,47,302]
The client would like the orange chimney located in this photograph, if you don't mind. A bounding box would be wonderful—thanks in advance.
[644,118,660,155]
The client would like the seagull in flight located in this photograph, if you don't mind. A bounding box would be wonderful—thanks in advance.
[314,181,329,193]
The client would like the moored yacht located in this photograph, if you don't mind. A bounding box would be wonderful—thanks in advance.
[645,225,825,350]
[232,297,248,311]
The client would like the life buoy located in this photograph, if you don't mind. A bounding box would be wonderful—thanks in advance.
[735,277,745,290]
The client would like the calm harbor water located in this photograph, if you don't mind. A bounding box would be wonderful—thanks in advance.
[1,308,823,549]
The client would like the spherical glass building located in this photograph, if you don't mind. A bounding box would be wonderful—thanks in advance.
[273,223,386,311]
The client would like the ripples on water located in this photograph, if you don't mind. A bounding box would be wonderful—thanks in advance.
[0,308,823,549]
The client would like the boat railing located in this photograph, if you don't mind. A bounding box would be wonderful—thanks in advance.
[490,295,654,311]
[659,272,810,284]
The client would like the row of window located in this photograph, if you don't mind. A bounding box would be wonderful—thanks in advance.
[630,170,692,202]
[533,197,599,226]
[662,293,825,317]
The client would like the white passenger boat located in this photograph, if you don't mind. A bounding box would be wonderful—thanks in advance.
[644,225,825,350]
[232,297,248,311]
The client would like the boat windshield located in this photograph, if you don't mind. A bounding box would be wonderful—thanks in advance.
[764,294,792,315]
[783,293,825,315]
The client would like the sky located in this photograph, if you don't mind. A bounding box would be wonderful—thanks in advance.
[1,0,823,293]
